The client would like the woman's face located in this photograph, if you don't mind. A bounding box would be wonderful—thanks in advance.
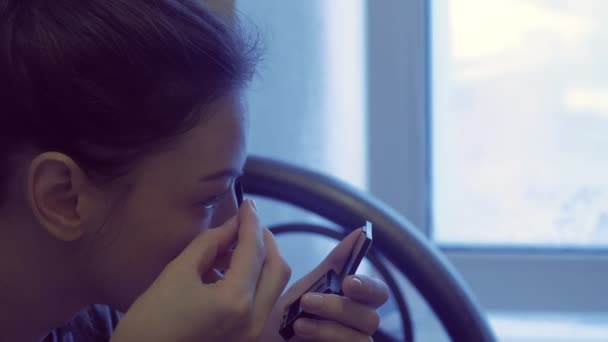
[82,94,248,311]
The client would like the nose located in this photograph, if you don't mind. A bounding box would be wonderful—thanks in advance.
[210,178,243,227]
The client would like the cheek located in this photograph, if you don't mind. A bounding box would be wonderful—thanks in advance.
[121,204,211,272]
[85,198,209,309]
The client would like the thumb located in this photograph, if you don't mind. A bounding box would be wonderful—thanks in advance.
[173,215,240,277]
[281,228,363,299]
[316,227,363,274]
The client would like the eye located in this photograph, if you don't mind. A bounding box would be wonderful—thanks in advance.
[199,189,230,209]
[200,195,222,209]
[199,177,243,209]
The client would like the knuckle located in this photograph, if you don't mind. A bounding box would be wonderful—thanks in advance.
[366,311,381,334]
[279,257,292,282]
[259,239,267,259]
[372,277,390,304]
[219,292,253,321]
[243,322,265,342]
[255,233,266,259]
[318,321,341,341]
[232,295,254,317]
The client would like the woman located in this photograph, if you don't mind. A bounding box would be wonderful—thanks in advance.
[0,0,389,341]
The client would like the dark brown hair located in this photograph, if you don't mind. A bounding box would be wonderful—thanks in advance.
[0,0,257,202]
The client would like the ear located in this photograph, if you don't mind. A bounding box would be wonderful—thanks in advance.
[27,152,98,241]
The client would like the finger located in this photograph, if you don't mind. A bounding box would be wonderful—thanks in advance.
[293,318,372,342]
[250,229,291,331]
[322,228,366,272]
[213,248,234,273]
[279,228,364,302]
[341,275,390,308]
[222,199,266,294]
[170,214,239,276]
[299,293,380,335]
[201,268,225,283]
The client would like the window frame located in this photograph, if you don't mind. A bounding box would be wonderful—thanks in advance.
[366,0,608,313]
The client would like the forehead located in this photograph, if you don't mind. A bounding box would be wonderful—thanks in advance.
[180,95,247,165]
[131,94,247,183]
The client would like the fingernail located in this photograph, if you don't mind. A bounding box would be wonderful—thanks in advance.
[225,215,238,226]
[351,276,363,291]
[302,293,324,310]
[295,318,317,337]
[249,199,257,211]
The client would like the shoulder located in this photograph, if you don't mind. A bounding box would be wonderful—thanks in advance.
[45,305,124,342]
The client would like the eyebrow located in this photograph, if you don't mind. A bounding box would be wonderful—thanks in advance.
[199,168,243,182]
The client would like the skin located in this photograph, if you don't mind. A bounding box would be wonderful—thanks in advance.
[0,93,389,342]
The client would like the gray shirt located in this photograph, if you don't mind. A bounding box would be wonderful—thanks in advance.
[43,305,122,342]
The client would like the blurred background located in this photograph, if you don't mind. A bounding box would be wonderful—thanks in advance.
[236,1,608,341]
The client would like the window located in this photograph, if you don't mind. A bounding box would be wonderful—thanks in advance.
[432,0,608,247]
[367,0,608,340]
[239,0,608,340]
[239,0,367,189]
[237,0,371,289]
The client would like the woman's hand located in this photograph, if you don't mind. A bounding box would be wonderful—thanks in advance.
[289,274,388,341]
[111,200,291,342]
[262,229,390,341]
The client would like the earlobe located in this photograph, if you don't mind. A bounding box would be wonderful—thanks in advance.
[27,152,93,242]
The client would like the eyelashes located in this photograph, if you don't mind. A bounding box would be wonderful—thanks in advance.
[200,194,225,209]
[200,177,244,209]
